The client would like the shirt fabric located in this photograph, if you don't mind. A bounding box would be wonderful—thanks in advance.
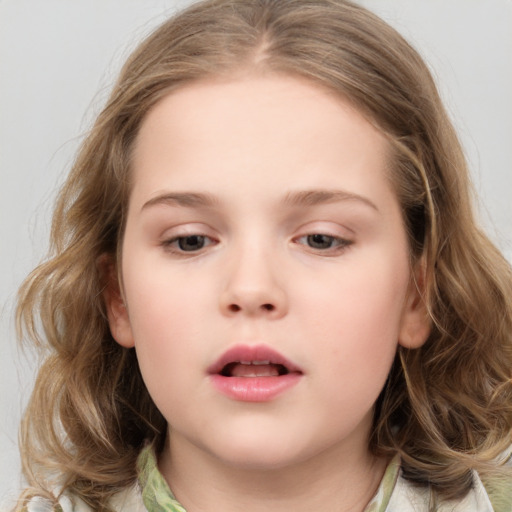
[25,445,512,512]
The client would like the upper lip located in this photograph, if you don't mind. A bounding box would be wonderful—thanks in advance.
[207,344,303,375]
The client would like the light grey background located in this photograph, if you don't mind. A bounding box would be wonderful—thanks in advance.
[1,0,511,507]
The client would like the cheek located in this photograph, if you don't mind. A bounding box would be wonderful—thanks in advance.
[124,251,212,330]
[125,288,206,421]
[301,261,407,342]
[121,260,214,387]
[298,253,408,390]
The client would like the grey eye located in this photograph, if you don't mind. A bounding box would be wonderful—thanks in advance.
[306,234,336,249]
[177,235,207,251]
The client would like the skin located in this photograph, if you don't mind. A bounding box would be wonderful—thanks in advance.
[106,74,430,512]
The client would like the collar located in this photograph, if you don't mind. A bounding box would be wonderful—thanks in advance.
[135,445,497,512]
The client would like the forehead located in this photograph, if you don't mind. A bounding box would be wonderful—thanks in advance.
[130,74,393,209]
[135,74,386,150]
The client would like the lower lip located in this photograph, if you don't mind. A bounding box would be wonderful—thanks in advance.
[209,373,302,402]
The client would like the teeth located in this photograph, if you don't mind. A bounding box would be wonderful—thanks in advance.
[240,360,270,365]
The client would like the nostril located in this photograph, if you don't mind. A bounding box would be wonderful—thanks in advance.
[227,303,275,313]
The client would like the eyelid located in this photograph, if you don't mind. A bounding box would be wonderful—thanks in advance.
[293,221,354,239]
[159,223,219,254]
[294,233,353,250]
[159,222,215,239]
[161,234,218,256]
[292,222,355,254]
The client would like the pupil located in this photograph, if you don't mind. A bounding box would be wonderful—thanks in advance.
[308,234,333,249]
[178,235,205,251]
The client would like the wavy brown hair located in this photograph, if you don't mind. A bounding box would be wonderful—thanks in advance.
[15,0,512,510]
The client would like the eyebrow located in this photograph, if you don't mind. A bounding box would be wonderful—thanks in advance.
[141,192,219,211]
[283,189,379,211]
[141,188,378,212]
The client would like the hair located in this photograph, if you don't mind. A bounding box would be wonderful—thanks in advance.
[15,0,512,510]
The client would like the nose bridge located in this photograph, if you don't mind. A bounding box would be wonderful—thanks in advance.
[220,234,287,317]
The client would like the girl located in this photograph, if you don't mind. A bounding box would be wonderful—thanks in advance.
[14,0,512,511]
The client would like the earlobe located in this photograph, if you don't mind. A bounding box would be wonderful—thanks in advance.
[398,261,431,349]
[100,256,135,349]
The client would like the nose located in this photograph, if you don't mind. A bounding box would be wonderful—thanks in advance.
[219,246,288,319]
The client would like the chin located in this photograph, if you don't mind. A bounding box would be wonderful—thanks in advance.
[217,448,305,472]
[202,430,318,472]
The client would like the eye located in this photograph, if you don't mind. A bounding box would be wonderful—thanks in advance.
[296,233,352,252]
[163,234,215,252]
[306,234,336,249]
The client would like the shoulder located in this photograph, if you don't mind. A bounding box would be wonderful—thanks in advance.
[22,485,146,512]
[22,494,90,512]
[109,485,146,512]
[387,467,512,512]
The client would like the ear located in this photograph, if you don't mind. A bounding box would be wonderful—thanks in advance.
[99,255,135,348]
[398,259,431,349]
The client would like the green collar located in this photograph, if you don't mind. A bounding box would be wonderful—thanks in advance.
[136,444,400,512]
[137,445,187,512]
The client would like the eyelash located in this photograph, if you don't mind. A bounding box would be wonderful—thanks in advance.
[294,233,353,254]
[161,234,216,254]
[161,233,353,255]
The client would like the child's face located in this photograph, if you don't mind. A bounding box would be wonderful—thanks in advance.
[107,75,428,470]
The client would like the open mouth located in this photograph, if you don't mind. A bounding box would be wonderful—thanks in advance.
[220,361,290,378]
[208,345,303,401]
[208,344,303,378]
[208,345,304,402]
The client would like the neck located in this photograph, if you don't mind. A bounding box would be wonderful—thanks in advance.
[159,432,388,512]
